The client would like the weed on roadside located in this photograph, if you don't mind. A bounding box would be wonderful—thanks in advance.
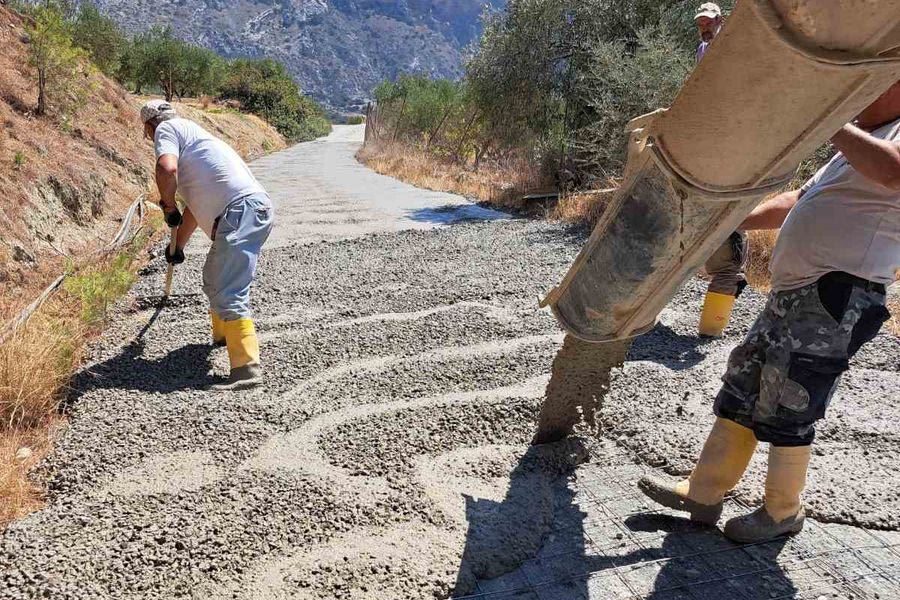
[64,252,137,327]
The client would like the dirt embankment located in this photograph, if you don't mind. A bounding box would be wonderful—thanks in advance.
[0,4,284,322]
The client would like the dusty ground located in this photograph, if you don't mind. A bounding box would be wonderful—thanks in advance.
[0,126,897,599]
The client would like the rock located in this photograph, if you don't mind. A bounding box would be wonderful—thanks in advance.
[14,447,33,462]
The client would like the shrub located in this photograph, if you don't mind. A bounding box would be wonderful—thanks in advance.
[63,251,137,327]
[346,115,365,125]
[118,26,224,101]
[570,24,692,183]
[218,58,331,142]
[70,2,127,76]
[24,3,90,116]
[13,152,26,168]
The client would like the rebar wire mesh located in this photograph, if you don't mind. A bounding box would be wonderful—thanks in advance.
[456,446,900,600]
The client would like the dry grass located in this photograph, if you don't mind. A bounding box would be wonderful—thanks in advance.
[552,188,619,225]
[746,229,779,292]
[0,427,54,525]
[0,307,83,431]
[0,299,84,527]
[888,290,900,337]
[357,141,544,209]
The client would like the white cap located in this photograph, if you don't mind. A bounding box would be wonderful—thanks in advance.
[694,2,722,20]
[140,100,177,124]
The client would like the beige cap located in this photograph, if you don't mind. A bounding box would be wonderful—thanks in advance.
[694,2,722,20]
[140,99,177,124]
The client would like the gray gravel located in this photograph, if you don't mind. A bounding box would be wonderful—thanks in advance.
[0,127,897,599]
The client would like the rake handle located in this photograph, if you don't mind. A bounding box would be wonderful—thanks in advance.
[164,226,178,298]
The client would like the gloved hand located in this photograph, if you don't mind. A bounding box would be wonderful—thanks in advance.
[165,245,185,265]
[161,202,183,228]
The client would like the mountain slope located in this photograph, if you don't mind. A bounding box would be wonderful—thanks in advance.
[91,0,504,110]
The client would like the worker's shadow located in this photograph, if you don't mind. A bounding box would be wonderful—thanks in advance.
[629,323,714,371]
[622,513,795,598]
[451,443,796,598]
[65,339,219,408]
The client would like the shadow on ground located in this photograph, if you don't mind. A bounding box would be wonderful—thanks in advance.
[405,204,510,226]
[451,443,797,599]
[629,323,714,371]
[66,339,219,406]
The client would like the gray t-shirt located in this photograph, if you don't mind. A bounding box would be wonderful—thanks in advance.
[154,118,267,238]
[769,118,900,292]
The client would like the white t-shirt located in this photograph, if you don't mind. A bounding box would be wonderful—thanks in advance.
[154,118,267,238]
[770,118,900,292]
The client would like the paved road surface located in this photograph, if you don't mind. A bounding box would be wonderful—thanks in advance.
[1,126,898,599]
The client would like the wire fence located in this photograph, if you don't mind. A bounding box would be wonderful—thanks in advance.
[0,195,148,344]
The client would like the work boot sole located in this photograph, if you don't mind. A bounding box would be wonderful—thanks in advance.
[210,378,262,392]
[638,476,723,526]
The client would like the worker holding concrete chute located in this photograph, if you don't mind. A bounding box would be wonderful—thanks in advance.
[639,82,900,543]
[694,2,751,338]
[141,100,274,391]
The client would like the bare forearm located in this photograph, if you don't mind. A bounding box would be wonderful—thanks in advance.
[155,167,178,210]
[175,207,198,248]
[738,189,801,231]
[831,123,900,190]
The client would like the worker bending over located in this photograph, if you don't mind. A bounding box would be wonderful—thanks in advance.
[694,2,750,337]
[639,83,900,543]
[141,100,274,390]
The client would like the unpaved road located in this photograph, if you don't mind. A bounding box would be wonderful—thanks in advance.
[1,126,898,599]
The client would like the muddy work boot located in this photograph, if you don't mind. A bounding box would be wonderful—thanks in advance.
[211,363,263,391]
[724,444,811,543]
[724,505,805,543]
[638,418,758,526]
[638,476,723,526]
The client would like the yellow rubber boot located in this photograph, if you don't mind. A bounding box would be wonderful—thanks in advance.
[698,291,737,337]
[638,418,757,525]
[215,318,262,391]
[724,445,810,543]
[765,445,810,520]
[210,311,226,347]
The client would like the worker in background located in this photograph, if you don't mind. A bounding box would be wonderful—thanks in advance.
[638,82,899,543]
[141,100,274,391]
[694,2,751,337]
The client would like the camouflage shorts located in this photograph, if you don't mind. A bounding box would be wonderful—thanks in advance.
[714,272,890,446]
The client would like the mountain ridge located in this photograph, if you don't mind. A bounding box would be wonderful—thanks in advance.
[90,0,504,111]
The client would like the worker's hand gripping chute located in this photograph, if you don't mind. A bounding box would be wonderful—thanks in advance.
[541,0,900,343]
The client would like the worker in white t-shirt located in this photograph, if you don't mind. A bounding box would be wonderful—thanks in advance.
[141,100,274,391]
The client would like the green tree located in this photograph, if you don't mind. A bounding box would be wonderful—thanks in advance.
[25,3,88,116]
[70,2,127,76]
[121,26,208,101]
[219,58,331,142]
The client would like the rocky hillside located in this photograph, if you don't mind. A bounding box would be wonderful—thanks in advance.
[89,0,505,111]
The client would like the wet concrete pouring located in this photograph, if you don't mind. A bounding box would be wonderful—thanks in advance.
[1,126,898,599]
